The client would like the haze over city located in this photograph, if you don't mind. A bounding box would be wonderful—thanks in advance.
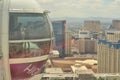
[1,0,120,80]
[37,0,120,18]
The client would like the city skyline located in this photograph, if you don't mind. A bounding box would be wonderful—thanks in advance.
[37,0,120,18]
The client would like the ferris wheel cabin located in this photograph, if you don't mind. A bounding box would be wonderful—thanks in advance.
[0,0,53,80]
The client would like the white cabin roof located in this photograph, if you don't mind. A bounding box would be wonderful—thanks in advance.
[9,0,44,13]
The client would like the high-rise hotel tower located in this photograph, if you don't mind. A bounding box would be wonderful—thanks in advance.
[97,30,120,73]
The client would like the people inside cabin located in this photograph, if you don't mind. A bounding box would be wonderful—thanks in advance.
[14,23,22,33]
[15,23,22,31]
[18,23,29,40]
[9,43,24,58]
[21,27,25,39]
[38,42,50,55]
[9,42,45,58]
[12,22,30,40]
[10,23,22,40]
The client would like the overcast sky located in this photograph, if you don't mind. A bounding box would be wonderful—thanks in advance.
[37,0,120,18]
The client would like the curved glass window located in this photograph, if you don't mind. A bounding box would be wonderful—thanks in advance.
[9,13,51,40]
[9,13,51,58]
[9,41,51,58]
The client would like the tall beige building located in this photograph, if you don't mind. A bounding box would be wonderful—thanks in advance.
[97,40,120,73]
[85,39,97,53]
[65,31,72,56]
[105,30,120,42]
[83,20,101,32]
[78,38,97,54]
[112,20,120,30]
[78,39,85,53]
[98,30,120,73]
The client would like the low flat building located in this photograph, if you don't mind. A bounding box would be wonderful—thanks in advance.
[71,64,88,73]
[94,73,120,80]
[44,68,63,74]
[76,69,96,80]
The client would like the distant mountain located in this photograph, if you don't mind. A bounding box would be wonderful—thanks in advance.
[51,17,120,24]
